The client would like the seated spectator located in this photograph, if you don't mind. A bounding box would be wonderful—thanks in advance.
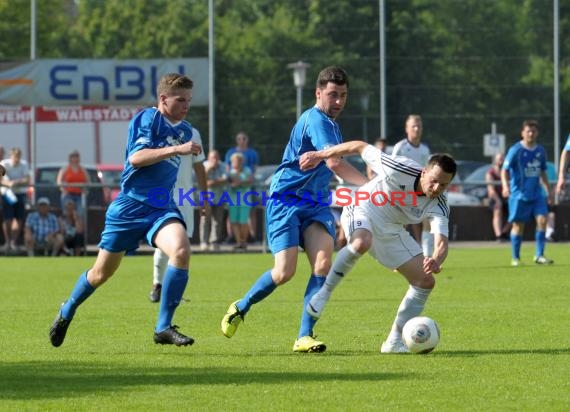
[24,197,64,257]
[60,199,85,256]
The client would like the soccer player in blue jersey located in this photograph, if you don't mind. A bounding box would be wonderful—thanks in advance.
[501,120,553,266]
[49,73,202,347]
[221,66,368,353]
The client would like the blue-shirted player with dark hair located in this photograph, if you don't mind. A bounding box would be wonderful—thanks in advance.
[221,66,368,352]
[501,119,553,266]
[49,73,203,347]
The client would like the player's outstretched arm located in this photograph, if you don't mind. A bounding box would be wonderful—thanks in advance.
[129,141,202,168]
[299,141,369,171]
[423,234,448,274]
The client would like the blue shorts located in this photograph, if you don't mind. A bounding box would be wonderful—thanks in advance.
[265,195,336,254]
[98,193,185,253]
[508,195,548,223]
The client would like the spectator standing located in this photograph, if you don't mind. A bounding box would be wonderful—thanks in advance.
[501,119,553,266]
[486,152,511,241]
[224,132,259,242]
[56,150,90,215]
[24,197,64,257]
[224,131,260,173]
[60,199,86,256]
[227,152,252,251]
[391,115,433,257]
[199,149,227,251]
[1,147,31,254]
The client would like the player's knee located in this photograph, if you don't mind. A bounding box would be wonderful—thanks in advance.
[313,257,332,276]
[88,267,114,286]
[271,267,295,285]
[415,274,435,290]
[168,244,190,266]
[350,236,372,254]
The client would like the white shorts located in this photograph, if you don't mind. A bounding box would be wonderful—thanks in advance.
[341,206,422,269]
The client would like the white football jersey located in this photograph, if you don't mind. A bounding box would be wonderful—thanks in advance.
[355,145,449,236]
[391,138,431,166]
[173,127,206,235]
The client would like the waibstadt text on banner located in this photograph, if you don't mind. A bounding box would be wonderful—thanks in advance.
[146,188,422,208]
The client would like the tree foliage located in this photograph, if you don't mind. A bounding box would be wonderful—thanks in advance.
[1,0,569,163]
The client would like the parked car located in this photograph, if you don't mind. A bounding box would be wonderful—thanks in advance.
[254,164,279,190]
[29,163,106,209]
[97,164,124,204]
[448,160,487,193]
[463,161,570,203]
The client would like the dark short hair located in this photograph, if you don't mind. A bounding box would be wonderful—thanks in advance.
[427,153,457,178]
[316,66,349,89]
[522,119,539,130]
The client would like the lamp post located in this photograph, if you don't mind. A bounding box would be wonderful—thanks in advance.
[360,94,370,142]
[287,61,310,119]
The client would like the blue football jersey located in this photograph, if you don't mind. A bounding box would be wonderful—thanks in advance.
[503,141,547,201]
[120,107,194,207]
[269,106,343,203]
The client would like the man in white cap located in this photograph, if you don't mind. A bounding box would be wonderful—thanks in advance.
[24,197,64,256]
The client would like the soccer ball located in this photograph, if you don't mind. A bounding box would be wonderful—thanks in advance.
[402,316,440,354]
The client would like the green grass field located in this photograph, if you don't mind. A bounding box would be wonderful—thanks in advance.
[1,243,569,411]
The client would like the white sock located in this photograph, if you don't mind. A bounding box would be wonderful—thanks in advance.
[422,231,434,257]
[321,243,361,296]
[546,227,554,238]
[153,248,168,285]
[388,285,432,341]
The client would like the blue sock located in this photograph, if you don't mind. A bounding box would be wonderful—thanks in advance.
[535,230,546,257]
[298,274,326,338]
[156,266,189,333]
[511,233,522,259]
[60,271,95,320]
[236,270,276,314]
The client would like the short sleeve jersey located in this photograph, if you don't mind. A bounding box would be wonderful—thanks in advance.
[120,107,194,208]
[361,145,450,236]
[502,142,547,201]
[224,147,259,173]
[269,106,343,203]
[391,138,431,166]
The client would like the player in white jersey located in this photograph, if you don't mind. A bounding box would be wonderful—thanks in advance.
[299,140,456,353]
[149,127,207,302]
[391,114,433,257]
